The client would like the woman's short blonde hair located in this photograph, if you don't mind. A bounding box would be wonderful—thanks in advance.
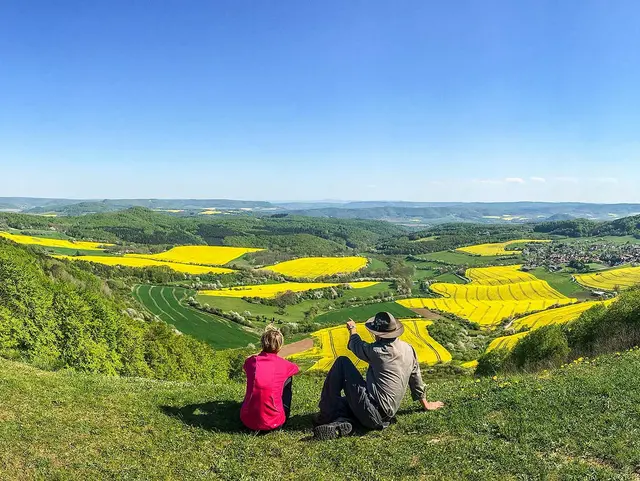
[261,327,284,353]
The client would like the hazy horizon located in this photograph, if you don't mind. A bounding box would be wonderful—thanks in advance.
[2,1,640,203]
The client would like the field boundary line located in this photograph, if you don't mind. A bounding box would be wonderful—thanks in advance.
[159,287,191,322]
[147,286,175,320]
[411,320,441,363]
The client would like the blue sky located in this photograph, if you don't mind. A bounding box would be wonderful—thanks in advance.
[1,1,639,202]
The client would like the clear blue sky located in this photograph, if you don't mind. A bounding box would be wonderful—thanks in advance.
[1,1,639,202]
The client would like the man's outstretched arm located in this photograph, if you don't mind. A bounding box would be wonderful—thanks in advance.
[346,319,371,362]
[409,348,445,411]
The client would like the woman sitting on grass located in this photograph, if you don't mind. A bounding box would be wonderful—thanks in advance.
[240,327,300,432]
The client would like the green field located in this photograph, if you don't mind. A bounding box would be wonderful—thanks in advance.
[2,350,640,479]
[419,250,522,267]
[197,282,394,325]
[559,235,640,245]
[45,246,114,256]
[313,301,417,325]
[364,257,388,272]
[8,228,71,239]
[432,272,465,284]
[133,285,258,348]
[196,295,332,324]
[529,267,593,298]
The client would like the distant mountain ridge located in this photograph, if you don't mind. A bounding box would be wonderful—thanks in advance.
[1,198,640,225]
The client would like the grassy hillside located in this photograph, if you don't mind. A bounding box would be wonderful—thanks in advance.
[1,351,639,479]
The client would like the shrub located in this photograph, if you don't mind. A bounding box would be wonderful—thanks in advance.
[476,348,510,376]
[509,325,569,371]
[565,288,640,356]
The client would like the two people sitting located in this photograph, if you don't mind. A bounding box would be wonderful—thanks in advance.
[240,312,444,438]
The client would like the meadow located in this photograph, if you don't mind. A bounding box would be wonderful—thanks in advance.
[133,285,258,348]
[55,255,235,275]
[313,302,417,325]
[293,319,451,371]
[196,283,393,323]
[529,267,592,297]
[418,250,522,267]
[198,281,379,298]
[262,256,368,279]
[2,351,640,479]
[575,266,640,291]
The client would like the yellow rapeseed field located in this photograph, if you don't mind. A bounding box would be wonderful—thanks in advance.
[456,239,551,256]
[397,265,575,327]
[512,299,616,331]
[127,245,262,266]
[459,299,618,368]
[0,232,112,251]
[430,280,568,302]
[292,319,451,371]
[485,331,530,353]
[262,256,368,279]
[575,267,640,291]
[199,281,379,299]
[465,265,538,285]
[54,255,235,275]
[399,298,573,328]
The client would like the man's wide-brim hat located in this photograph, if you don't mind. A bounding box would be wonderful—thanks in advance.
[365,312,404,339]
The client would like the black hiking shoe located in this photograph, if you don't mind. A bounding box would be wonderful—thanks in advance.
[312,419,353,441]
[312,413,328,428]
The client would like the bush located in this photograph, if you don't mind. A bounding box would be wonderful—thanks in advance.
[476,348,510,376]
[0,239,236,383]
[565,288,640,356]
[509,325,569,371]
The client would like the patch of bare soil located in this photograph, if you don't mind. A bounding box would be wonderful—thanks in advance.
[278,338,314,357]
[410,308,443,320]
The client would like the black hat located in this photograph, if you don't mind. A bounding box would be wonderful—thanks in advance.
[364,312,404,339]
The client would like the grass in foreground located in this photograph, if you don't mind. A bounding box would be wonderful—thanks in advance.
[1,351,639,479]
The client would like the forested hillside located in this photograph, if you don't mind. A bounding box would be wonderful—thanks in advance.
[0,208,402,255]
[534,215,640,237]
[0,239,242,382]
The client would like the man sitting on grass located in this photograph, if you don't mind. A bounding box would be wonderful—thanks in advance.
[313,312,444,440]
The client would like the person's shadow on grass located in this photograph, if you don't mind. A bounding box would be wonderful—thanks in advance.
[161,401,317,435]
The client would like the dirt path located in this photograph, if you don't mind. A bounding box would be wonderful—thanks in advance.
[278,338,314,358]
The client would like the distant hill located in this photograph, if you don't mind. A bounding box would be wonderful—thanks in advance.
[534,214,640,237]
[287,202,640,225]
[2,198,640,225]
